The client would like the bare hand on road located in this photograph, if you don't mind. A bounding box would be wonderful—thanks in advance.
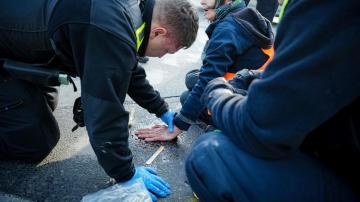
[135,125,182,142]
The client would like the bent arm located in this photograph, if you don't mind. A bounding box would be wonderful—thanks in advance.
[206,0,360,159]
[52,23,137,181]
[175,22,252,130]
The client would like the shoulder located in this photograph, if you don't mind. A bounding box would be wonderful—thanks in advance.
[49,0,138,48]
[215,15,243,34]
[90,0,140,47]
[208,16,244,40]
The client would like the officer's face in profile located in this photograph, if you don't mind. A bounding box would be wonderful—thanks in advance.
[145,26,182,57]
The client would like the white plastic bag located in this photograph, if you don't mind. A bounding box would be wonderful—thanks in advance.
[81,178,152,202]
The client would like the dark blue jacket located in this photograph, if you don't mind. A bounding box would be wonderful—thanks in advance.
[0,0,168,182]
[174,8,274,130]
[205,0,360,184]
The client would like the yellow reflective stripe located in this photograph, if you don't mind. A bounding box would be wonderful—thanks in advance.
[279,0,289,21]
[136,22,146,51]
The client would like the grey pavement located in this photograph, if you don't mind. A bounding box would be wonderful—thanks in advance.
[0,1,208,202]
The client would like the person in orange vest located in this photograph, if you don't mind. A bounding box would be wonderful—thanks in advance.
[136,0,274,141]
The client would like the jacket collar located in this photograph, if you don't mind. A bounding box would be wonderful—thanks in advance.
[138,0,155,56]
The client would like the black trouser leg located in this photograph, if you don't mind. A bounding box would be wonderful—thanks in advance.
[186,132,357,202]
[40,85,59,112]
[0,77,60,162]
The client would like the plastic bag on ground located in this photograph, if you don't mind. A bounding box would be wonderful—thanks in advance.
[81,178,152,202]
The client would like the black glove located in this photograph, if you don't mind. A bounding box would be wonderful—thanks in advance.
[228,69,261,94]
[201,77,234,108]
[72,97,85,132]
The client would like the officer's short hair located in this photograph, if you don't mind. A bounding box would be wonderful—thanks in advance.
[154,0,199,49]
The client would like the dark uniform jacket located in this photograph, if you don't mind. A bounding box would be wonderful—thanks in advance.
[174,7,274,130]
[0,0,168,182]
[205,0,360,189]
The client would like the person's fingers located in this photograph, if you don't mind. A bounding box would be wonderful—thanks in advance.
[168,121,174,133]
[137,133,164,139]
[144,131,179,141]
[152,175,171,190]
[135,130,149,135]
[144,136,168,142]
[136,126,166,135]
[151,124,164,129]
[136,128,158,134]
[150,179,171,196]
[136,132,157,137]
[144,167,158,175]
[149,191,157,202]
[136,129,163,136]
[137,125,180,141]
[136,127,170,140]
[147,183,168,197]
[143,167,170,190]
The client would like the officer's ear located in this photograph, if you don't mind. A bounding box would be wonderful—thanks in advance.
[149,27,168,39]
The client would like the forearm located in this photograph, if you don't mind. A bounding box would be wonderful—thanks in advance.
[176,23,252,130]
[62,23,139,181]
[82,92,135,182]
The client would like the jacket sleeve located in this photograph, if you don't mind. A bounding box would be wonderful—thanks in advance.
[207,0,360,159]
[52,24,136,182]
[174,19,252,130]
[127,63,169,117]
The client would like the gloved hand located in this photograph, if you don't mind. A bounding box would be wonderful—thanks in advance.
[129,166,171,201]
[160,111,175,133]
[228,69,262,93]
[201,77,234,108]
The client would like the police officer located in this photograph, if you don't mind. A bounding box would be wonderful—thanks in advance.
[0,0,198,200]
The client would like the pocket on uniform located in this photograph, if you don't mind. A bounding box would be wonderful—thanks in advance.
[0,99,23,112]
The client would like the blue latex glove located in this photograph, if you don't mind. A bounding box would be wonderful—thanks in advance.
[131,166,171,201]
[160,111,175,133]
